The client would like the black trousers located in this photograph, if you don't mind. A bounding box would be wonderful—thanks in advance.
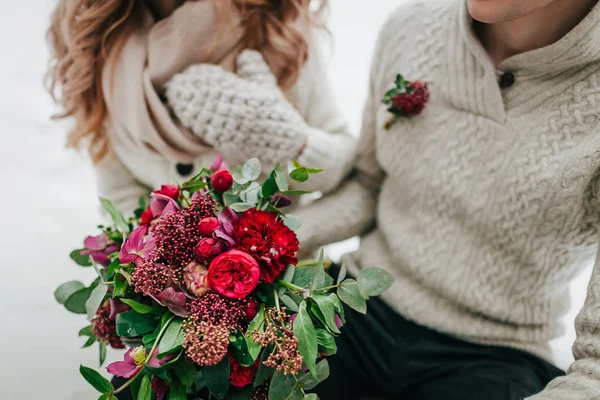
[314,293,564,400]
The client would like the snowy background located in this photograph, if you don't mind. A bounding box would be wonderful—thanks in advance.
[0,0,592,398]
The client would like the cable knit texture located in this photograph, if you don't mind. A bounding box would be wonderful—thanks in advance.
[165,50,308,169]
[295,1,600,398]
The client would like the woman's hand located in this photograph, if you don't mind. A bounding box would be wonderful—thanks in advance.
[165,50,308,167]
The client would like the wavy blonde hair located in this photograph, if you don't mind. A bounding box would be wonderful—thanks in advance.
[46,0,328,163]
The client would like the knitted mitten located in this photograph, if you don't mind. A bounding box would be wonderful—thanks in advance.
[165,50,308,167]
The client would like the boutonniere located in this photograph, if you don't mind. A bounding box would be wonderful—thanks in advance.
[382,74,430,130]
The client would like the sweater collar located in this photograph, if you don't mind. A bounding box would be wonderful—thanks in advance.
[459,0,600,75]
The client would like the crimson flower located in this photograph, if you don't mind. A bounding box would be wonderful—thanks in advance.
[107,347,165,379]
[234,209,299,283]
[383,74,430,129]
[229,358,258,388]
[211,170,234,192]
[140,208,154,226]
[150,193,180,218]
[120,226,155,267]
[81,233,119,267]
[153,184,180,200]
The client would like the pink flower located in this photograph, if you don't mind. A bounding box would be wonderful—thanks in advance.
[150,193,180,218]
[81,233,119,267]
[215,207,238,248]
[153,287,188,317]
[153,185,180,200]
[107,346,165,379]
[184,262,209,297]
[120,226,155,266]
[206,250,260,299]
[211,154,229,171]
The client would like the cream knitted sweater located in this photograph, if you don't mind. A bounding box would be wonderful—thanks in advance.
[295,1,600,398]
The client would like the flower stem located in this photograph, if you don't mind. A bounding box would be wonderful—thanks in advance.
[315,281,357,292]
[274,288,281,311]
[278,280,306,293]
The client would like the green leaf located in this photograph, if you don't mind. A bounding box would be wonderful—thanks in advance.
[79,365,114,394]
[181,180,207,193]
[173,360,197,389]
[298,359,329,390]
[201,356,230,400]
[79,325,94,337]
[282,215,302,231]
[99,341,107,366]
[230,330,255,366]
[310,250,326,293]
[82,336,96,348]
[254,350,274,388]
[65,286,95,314]
[246,306,265,360]
[308,303,327,329]
[337,279,366,314]
[98,394,118,400]
[269,370,296,400]
[242,158,262,181]
[305,168,323,175]
[337,262,347,285]
[289,168,309,183]
[70,249,93,266]
[261,172,279,199]
[311,294,340,334]
[113,275,128,298]
[145,350,183,379]
[193,371,207,393]
[137,373,152,400]
[273,162,289,192]
[119,299,155,314]
[157,319,184,357]
[357,267,394,298]
[286,386,305,400]
[303,395,319,400]
[99,197,128,232]
[168,380,187,400]
[229,203,255,212]
[231,166,250,185]
[315,329,337,355]
[223,192,241,206]
[116,310,159,337]
[54,281,85,304]
[86,284,108,321]
[281,265,296,284]
[280,190,312,196]
[293,302,318,379]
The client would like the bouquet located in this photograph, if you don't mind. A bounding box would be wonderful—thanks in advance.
[55,157,393,400]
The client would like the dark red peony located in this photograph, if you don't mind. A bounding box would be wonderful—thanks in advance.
[153,184,180,200]
[234,209,299,284]
[211,170,234,192]
[229,358,258,388]
[206,250,260,299]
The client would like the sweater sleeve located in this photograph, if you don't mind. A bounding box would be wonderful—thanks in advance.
[527,236,600,399]
[95,152,151,220]
[293,50,385,250]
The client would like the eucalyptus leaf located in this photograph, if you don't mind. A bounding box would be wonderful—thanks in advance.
[357,267,394,298]
[269,370,296,400]
[273,162,289,191]
[79,365,114,394]
[293,302,318,378]
[54,281,85,304]
[303,395,319,400]
[223,192,241,206]
[231,166,250,185]
[337,279,366,314]
[137,373,152,400]
[289,168,309,183]
[70,249,93,266]
[65,286,95,314]
[254,350,274,387]
[242,158,262,181]
[281,265,296,284]
[240,182,262,205]
[292,268,333,290]
[201,356,230,400]
[86,284,108,321]
[119,299,155,314]
[315,329,337,355]
[279,295,299,312]
[337,262,347,285]
[310,250,326,293]
[246,306,265,360]
[282,215,302,231]
[99,197,128,232]
[229,203,255,212]
[311,294,340,334]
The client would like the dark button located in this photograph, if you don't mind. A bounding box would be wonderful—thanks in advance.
[176,163,194,176]
[499,71,515,88]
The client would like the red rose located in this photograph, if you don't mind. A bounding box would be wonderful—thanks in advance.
[211,170,233,192]
[244,298,258,320]
[140,208,154,226]
[235,209,299,284]
[206,250,260,299]
[154,184,180,200]
[229,358,258,388]
[198,217,220,237]
[195,237,227,263]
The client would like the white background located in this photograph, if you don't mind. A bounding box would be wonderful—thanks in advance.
[0,0,591,398]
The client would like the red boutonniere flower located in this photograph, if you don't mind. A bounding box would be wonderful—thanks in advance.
[383,74,430,129]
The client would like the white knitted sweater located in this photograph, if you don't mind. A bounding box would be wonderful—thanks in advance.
[295,1,600,398]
